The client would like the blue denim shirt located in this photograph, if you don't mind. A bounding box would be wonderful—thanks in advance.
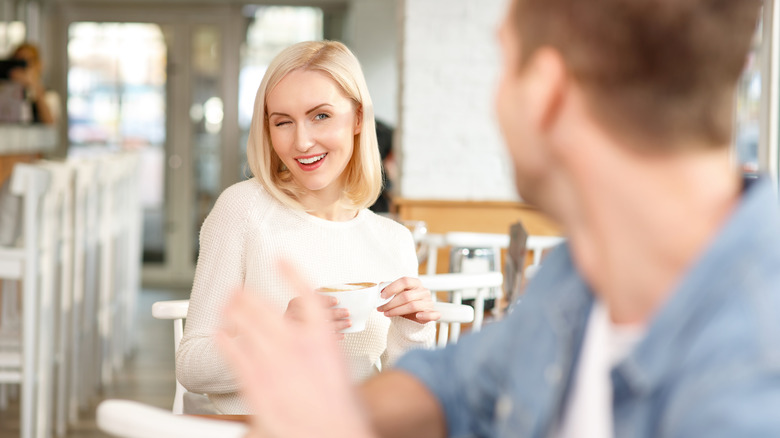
[396,176,780,438]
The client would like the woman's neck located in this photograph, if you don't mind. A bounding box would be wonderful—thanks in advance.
[298,183,358,222]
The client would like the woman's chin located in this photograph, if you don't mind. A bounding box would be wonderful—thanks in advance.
[297,180,339,194]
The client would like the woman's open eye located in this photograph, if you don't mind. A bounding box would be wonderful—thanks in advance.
[314,113,330,121]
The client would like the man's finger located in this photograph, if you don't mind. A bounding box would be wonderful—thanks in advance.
[222,290,284,358]
[278,260,329,329]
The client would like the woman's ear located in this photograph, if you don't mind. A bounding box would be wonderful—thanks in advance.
[354,105,363,135]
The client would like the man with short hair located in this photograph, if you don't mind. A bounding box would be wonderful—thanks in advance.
[219,0,780,436]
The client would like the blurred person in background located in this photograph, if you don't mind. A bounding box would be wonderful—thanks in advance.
[369,119,394,214]
[7,42,59,124]
[218,0,780,437]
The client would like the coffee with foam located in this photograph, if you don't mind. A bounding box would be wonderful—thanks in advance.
[316,282,375,292]
[315,281,393,333]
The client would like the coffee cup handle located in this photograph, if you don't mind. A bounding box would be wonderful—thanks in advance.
[377,280,393,307]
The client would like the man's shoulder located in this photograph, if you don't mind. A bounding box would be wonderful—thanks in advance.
[693,262,780,361]
[672,175,780,363]
[631,252,780,402]
[647,286,780,435]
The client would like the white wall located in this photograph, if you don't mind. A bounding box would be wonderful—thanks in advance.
[343,0,398,126]
[398,0,517,201]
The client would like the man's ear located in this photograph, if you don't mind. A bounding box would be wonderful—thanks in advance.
[354,105,363,135]
[525,48,567,133]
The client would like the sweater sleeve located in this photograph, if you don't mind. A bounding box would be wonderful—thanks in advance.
[380,230,436,369]
[176,187,251,394]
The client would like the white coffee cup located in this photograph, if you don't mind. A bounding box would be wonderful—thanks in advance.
[316,281,393,333]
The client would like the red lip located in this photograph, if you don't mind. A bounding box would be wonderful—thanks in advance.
[295,153,327,171]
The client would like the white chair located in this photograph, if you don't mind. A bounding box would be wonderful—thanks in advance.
[105,153,142,375]
[0,163,52,438]
[36,160,76,438]
[90,152,142,389]
[120,153,143,362]
[444,233,509,323]
[420,233,446,276]
[62,153,143,429]
[96,399,248,438]
[69,158,101,416]
[417,232,508,329]
[445,232,510,274]
[419,272,503,347]
[151,300,190,414]
[97,155,120,387]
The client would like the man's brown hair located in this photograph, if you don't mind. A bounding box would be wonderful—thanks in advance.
[512,0,762,148]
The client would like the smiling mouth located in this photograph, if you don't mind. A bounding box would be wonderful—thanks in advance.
[296,153,327,165]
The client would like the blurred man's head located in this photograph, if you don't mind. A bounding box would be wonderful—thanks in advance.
[496,0,762,210]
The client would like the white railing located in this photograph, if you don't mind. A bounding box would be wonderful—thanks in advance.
[0,151,142,438]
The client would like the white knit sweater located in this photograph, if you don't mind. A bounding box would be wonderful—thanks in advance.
[176,179,435,414]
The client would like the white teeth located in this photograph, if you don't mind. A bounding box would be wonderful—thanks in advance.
[297,153,326,165]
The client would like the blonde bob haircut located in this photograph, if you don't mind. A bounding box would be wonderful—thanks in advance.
[247,40,382,211]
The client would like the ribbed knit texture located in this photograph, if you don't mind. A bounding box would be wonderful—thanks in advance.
[176,179,435,414]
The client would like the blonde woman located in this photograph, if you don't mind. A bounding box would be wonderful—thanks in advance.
[176,41,438,414]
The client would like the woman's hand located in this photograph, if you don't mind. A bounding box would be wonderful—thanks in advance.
[377,277,440,324]
[286,295,350,339]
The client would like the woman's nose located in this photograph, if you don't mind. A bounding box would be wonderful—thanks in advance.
[294,125,315,152]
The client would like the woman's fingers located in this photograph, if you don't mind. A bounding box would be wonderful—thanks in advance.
[377,288,432,313]
[376,283,441,324]
[333,318,351,332]
[382,299,434,318]
[330,307,349,320]
[319,295,338,307]
[379,277,421,300]
[411,310,441,324]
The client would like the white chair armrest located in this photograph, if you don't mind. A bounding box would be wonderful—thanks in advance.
[152,300,189,320]
[432,302,474,324]
[96,399,248,438]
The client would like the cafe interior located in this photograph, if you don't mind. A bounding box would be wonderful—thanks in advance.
[0,0,771,436]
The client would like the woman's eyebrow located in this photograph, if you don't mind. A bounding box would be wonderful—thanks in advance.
[268,103,333,119]
[305,103,333,114]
